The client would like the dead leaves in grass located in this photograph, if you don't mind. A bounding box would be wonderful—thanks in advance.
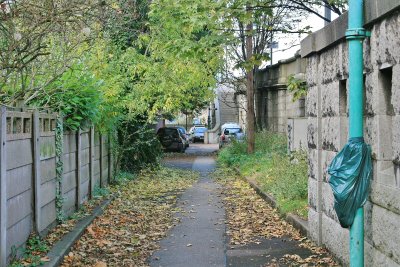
[60,167,197,267]
[223,178,299,245]
[215,167,338,266]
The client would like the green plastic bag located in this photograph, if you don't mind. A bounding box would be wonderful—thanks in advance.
[328,137,372,228]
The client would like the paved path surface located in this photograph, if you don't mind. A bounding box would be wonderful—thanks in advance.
[185,143,219,155]
[151,144,319,267]
[150,155,226,267]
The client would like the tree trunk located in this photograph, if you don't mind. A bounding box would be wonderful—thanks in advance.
[246,20,255,154]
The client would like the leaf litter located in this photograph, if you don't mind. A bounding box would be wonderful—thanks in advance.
[60,167,198,267]
[213,167,339,266]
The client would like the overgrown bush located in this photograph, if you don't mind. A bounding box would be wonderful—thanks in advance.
[32,65,103,131]
[114,118,163,174]
[217,131,308,218]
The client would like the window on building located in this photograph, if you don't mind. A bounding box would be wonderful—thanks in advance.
[378,66,396,187]
[339,79,347,116]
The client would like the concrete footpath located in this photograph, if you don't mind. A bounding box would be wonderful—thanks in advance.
[150,156,226,267]
[150,144,332,267]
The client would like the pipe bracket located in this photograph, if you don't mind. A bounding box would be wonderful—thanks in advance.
[345,28,367,40]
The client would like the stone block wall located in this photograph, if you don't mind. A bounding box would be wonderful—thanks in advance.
[304,6,400,266]
[255,54,306,134]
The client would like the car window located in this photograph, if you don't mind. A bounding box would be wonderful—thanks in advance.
[194,127,207,133]
[158,128,179,137]
[224,128,242,134]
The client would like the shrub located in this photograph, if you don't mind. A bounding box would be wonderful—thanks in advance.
[217,131,308,218]
[32,65,103,131]
[114,118,163,173]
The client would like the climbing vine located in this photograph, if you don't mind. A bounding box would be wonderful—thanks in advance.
[55,117,65,222]
[287,74,308,102]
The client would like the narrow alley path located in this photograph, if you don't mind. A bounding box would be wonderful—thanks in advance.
[150,145,226,267]
[56,143,337,267]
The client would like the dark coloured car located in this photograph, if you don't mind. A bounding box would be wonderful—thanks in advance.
[173,126,190,148]
[157,127,186,152]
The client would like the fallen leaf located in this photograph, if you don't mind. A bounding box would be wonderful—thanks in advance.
[93,261,107,267]
[40,256,50,262]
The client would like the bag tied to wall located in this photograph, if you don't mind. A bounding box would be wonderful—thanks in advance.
[328,137,372,228]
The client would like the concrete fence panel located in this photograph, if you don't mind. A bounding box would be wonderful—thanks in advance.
[0,107,114,266]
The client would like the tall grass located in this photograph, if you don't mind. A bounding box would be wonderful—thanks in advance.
[217,131,308,218]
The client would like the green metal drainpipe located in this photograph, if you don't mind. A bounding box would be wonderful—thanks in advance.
[346,0,368,266]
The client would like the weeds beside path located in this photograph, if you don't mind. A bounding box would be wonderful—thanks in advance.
[214,167,338,266]
[218,131,308,218]
[60,167,198,267]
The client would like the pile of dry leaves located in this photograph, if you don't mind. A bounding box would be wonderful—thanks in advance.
[214,167,338,266]
[61,167,198,267]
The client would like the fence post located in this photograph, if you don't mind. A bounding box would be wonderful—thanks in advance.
[32,110,41,233]
[89,127,94,198]
[99,134,103,188]
[108,133,112,184]
[76,129,81,209]
[0,107,7,267]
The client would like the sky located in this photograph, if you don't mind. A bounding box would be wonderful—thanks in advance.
[270,8,339,64]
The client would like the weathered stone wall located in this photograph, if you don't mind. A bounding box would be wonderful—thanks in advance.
[255,54,307,151]
[255,54,306,133]
[303,3,400,265]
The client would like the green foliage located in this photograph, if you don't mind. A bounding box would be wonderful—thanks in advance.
[218,131,308,218]
[105,0,150,50]
[9,235,49,267]
[287,74,308,102]
[55,118,65,222]
[115,118,163,173]
[32,65,103,130]
[93,186,110,198]
[113,171,138,184]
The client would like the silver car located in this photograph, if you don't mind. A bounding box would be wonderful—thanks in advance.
[190,126,208,143]
[219,123,245,148]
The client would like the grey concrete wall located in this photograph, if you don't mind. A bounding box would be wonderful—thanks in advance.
[217,88,239,126]
[303,3,400,265]
[0,108,113,265]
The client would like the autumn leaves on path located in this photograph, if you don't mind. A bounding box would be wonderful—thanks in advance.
[215,167,338,266]
[61,168,198,267]
[60,156,338,267]
[149,156,225,267]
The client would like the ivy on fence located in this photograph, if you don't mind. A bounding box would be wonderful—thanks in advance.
[55,117,65,222]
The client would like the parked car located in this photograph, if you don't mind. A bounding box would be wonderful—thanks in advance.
[219,123,245,148]
[157,127,186,152]
[189,126,208,143]
[172,126,190,148]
